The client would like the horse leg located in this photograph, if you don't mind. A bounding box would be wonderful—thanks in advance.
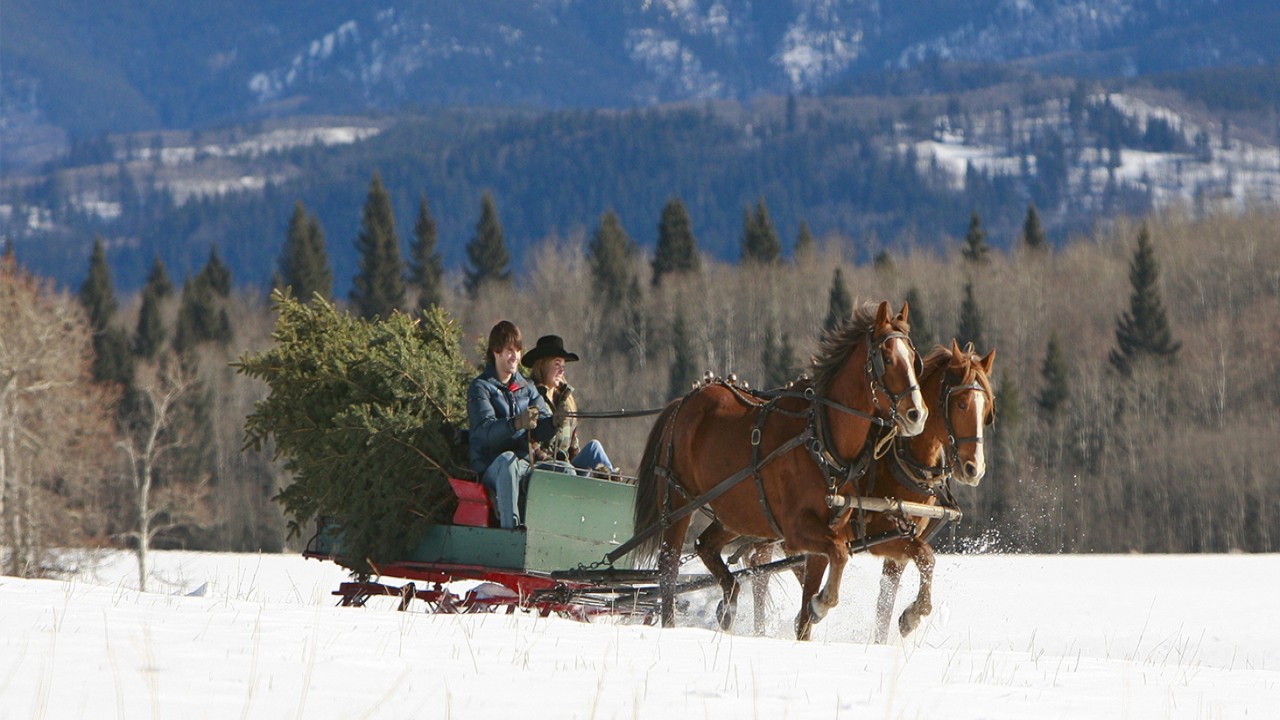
[748,542,774,636]
[657,516,693,628]
[794,554,829,641]
[874,557,905,644]
[694,521,740,631]
[897,541,936,638]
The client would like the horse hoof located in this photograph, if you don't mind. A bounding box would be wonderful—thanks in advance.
[807,597,829,624]
[716,600,736,631]
[898,611,919,637]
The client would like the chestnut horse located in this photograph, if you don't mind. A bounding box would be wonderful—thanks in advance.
[632,301,927,640]
[746,340,995,641]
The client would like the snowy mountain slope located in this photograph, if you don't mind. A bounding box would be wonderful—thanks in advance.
[4,0,1277,141]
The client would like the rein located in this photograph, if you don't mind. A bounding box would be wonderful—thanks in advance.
[564,407,667,419]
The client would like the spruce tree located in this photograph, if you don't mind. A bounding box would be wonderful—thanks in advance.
[793,220,815,262]
[740,198,781,265]
[903,286,935,350]
[78,237,133,387]
[174,271,231,355]
[989,367,1022,504]
[408,194,444,312]
[652,197,700,286]
[1037,333,1069,422]
[956,281,985,352]
[464,192,511,298]
[1023,202,1047,251]
[133,258,172,360]
[350,173,405,319]
[279,200,332,303]
[762,322,797,388]
[79,237,116,333]
[874,250,894,271]
[235,292,475,567]
[143,255,173,299]
[201,244,232,298]
[995,368,1021,432]
[962,211,990,264]
[588,209,639,307]
[823,267,853,334]
[668,311,698,400]
[1109,224,1181,376]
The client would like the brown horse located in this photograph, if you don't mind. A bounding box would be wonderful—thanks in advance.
[746,339,995,641]
[632,301,927,640]
[869,340,994,642]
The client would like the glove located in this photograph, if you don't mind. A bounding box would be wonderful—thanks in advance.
[554,383,573,428]
[512,406,540,432]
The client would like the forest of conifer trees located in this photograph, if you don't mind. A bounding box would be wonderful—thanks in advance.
[1,177,1277,577]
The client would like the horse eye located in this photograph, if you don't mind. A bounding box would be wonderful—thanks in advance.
[958,400,968,410]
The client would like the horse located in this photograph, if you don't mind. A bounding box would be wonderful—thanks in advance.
[745,339,995,641]
[631,300,928,640]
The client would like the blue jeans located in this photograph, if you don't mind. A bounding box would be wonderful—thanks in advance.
[571,440,614,475]
[481,452,529,529]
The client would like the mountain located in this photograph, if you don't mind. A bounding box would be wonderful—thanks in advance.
[3,1,1280,291]
[5,0,1279,157]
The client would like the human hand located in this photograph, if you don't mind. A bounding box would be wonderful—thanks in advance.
[513,406,540,432]
[553,405,570,429]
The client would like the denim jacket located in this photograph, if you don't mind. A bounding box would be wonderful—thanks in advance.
[466,362,554,475]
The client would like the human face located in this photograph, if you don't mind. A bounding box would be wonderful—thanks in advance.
[546,357,566,386]
[493,344,521,382]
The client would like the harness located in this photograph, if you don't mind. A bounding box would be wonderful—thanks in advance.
[626,328,919,550]
[876,367,989,542]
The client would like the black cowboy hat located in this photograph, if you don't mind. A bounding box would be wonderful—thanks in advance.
[521,335,580,366]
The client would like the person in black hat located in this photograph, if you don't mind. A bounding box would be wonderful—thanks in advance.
[522,335,616,477]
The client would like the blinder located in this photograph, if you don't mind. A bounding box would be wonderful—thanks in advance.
[868,330,922,385]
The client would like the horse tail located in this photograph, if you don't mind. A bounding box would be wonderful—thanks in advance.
[632,399,683,565]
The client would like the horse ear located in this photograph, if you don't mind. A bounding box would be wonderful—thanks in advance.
[898,301,910,324]
[949,338,964,365]
[875,300,891,327]
[980,348,996,375]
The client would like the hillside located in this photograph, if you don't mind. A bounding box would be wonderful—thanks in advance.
[3,73,1280,292]
[4,0,1279,152]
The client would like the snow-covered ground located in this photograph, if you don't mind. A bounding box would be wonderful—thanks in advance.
[2,550,1276,719]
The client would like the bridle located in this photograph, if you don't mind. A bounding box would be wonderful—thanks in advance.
[890,364,989,494]
[864,328,924,434]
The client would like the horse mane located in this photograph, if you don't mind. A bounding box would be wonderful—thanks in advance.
[811,302,911,396]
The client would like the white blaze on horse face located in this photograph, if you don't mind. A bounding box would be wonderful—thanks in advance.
[891,337,927,437]
[958,389,988,486]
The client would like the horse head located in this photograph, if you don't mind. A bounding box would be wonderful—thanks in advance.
[870,300,928,438]
[926,338,995,486]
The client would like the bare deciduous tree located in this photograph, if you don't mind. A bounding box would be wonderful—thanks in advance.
[1,256,115,576]
[116,357,207,590]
